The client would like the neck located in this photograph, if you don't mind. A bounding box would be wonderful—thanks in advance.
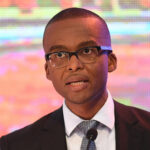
[66,89,108,120]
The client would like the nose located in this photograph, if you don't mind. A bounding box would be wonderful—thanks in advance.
[66,55,84,71]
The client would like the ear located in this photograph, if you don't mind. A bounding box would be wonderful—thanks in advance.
[44,62,51,80]
[108,52,117,72]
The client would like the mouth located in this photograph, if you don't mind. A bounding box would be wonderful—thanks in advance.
[65,79,89,92]
[66,80,88,86]
[65,75,89,92]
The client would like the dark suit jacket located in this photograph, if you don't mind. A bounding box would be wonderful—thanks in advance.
[0,101,150,150]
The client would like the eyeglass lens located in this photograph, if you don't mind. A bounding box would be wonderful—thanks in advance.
[49,47,99,68]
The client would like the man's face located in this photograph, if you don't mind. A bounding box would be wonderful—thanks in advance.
[44,17,115,109]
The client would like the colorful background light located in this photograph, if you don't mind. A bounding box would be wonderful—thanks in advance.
[0,0,150,136]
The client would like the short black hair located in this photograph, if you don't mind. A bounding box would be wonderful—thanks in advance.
[46,7,105,26]
[43,7,108,47]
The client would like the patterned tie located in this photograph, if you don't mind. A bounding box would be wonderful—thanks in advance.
[78,120,99,150]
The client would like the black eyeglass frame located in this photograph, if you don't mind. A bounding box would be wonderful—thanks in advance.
[45,46,112,61]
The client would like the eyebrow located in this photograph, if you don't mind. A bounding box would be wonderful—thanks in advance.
[49,40,97,52]
[49,45,67,52]
[77,40,97,48]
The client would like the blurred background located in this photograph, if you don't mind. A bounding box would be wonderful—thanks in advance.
[0,0,150,136]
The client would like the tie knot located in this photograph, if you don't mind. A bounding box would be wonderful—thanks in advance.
[78,120,99,135]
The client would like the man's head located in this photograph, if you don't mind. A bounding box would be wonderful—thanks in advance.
[43,7,111,50]
[43,7,117,113]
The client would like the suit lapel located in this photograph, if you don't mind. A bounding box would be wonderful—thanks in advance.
[39,107,67,150]
[114,101,143,150]
[37,101,145,150]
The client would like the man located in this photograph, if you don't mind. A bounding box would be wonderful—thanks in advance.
[0,7,150,150]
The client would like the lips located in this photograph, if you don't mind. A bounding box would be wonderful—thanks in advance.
[66,80,88,85]
[65,75,89,92]
[65,76,89,85]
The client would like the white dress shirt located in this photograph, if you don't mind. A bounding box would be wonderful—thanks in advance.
[63,90,116,150]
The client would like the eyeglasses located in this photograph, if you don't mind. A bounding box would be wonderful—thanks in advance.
[45,46,112,68]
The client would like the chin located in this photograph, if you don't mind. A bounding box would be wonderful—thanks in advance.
[66,94,93,105]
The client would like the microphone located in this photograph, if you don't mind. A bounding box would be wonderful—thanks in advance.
[86,129,98,150]
[86,128,98,141]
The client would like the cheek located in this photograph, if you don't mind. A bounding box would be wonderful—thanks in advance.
[90,59,108,86]
[51,71,62,85]
[49,69,66,94]
[98,56,108,74]
[92,59,108,76]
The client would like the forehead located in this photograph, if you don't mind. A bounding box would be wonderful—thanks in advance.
[43,17,110,52]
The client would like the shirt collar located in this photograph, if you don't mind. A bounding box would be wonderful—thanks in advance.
[63,90,115,136]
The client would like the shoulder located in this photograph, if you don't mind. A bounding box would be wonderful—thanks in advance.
[114,100,150,117]
[114,101,150,129]
[0,107,63,150]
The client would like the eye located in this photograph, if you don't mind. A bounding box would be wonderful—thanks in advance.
[82,48,92,54]
[56,52,66,58]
